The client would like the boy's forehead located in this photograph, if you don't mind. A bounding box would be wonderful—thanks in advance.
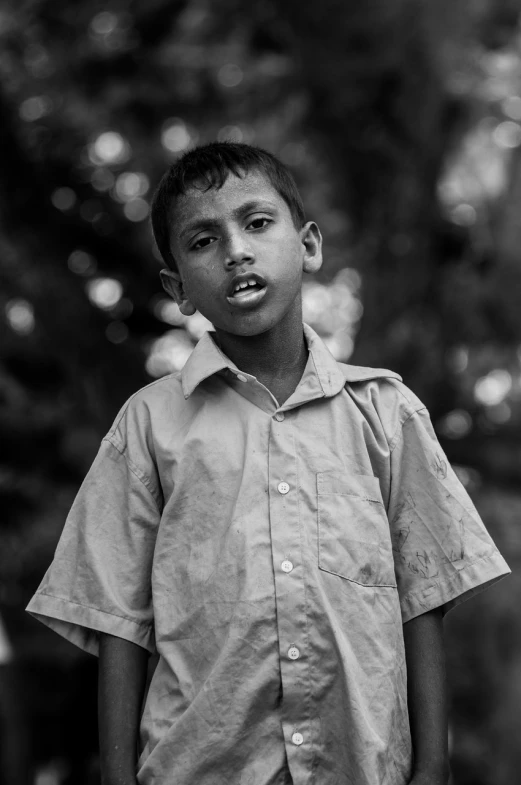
[170,170,287,236]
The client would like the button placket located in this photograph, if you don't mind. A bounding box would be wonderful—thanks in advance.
[268,417,312,774]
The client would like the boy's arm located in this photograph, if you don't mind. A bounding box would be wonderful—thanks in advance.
[98,633,149,785]
[403,607,450,785]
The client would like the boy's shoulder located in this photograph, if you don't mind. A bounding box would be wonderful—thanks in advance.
[338,361,402,385]
[337,361,427,429]
[106,371,185,446]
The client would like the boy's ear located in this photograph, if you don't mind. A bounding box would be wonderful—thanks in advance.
[301,221,323,274]
[160,269,197,316]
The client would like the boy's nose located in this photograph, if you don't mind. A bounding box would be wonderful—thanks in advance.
[224,233,255,268]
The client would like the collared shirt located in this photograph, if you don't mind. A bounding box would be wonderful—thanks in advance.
[27,323,510,785]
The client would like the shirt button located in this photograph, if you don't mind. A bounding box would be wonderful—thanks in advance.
[288,645,300,660]
[274,412,285,421]
[236,373,248,382]
[281,560,293,573]
[277,482,290,495]
[292,732,304,746]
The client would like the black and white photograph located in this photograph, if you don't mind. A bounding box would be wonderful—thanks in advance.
[0,2,520,784]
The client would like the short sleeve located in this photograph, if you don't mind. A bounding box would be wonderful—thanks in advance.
[26,434,161,656]
[388,406,510,623]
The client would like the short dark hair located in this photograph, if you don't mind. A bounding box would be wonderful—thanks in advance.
[150,141,306,271]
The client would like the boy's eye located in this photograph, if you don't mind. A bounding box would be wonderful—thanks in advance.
[247,217,271,230]
[191,236,216,251]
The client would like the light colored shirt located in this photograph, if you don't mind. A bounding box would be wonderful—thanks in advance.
[27,323,510,785]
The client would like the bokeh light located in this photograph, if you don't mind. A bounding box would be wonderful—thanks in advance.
[88,131,130,166]
[438,121,510,208]
[218,63,243,88]
[452,465,481,491]
[302,268,363,360]
[437,409,473,439]
[106,321,129,344]
[123,198,149,222]
[91,168,115,192]
[5,299,35,336]
[486,402,512,424]
[151,297,213,339]
[492,121,521,149]
[19,95,52,122]
[89,11,133,53]
[218,124,254,143]
[446,346,469,374]
[450,203,477,226]
[502,95,521,121]
[68,250,97,276]
[51,187,76,211]
[90,11,119,36]
[86,277,123,310]
[115,172,150,202]
[24,43,54,78]
[474,369,512,406]
[217,126,242,142]
[146,330,194,377]
[152,298,187,327]
[161,120,192,153]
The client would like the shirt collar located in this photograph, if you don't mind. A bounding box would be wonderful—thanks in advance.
[181,322,400,400]
[180,330,233,398]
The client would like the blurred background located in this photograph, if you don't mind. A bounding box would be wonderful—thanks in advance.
[0,0,520,782]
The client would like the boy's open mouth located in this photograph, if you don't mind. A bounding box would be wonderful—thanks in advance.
[226,273,268,309]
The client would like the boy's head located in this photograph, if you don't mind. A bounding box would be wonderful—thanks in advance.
[152,142,306,271]
[151,141,322,336]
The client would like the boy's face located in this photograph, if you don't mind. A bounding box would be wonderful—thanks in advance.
[161,169,322,336]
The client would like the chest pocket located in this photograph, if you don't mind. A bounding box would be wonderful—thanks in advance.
[317,472,396,587]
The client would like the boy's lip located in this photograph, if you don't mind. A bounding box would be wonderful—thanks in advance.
[226,286,267,309]
[226,271,267,298]
[226,271,268,310]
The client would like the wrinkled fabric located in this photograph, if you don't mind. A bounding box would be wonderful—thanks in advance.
[27,324,510,785]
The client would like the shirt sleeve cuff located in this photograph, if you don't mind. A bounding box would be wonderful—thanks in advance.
[399,549,511,623]
[26,592,155,657]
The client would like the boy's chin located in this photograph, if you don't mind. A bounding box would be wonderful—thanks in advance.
[213,300,303,338]
[214,315,289,339]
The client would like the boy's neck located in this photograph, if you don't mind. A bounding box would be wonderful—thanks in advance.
[213,311,308,397]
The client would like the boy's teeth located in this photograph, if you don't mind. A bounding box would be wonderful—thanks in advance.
[234,279,258,293]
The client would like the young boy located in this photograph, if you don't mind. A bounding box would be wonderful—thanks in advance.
[27,142,509,785]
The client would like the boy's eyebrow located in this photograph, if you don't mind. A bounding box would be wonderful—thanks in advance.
[179,199,278,239]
